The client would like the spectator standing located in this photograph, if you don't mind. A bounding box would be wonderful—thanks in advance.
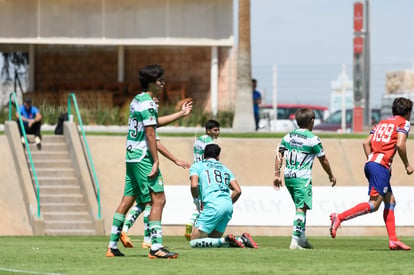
[252,79,262,131]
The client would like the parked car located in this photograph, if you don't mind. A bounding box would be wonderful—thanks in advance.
[312,109,381,132]
[259,104,329,132]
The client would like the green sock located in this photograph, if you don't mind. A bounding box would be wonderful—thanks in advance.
[149,220,163,250]
[292,212,305,239]
[143,205,151,243]
[108,212,125,248]
[122,205,143,233]
[190,238,226,248]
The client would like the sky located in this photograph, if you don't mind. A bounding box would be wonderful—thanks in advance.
[249,0,414,109]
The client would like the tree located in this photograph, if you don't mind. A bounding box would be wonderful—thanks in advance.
[232,0,255,132]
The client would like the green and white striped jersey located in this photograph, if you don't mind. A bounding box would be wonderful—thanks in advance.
[193,134,215,163]
[125,92,158,162]
[279,128,325,180]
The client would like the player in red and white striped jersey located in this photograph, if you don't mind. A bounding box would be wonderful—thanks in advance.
[330,97,414,250]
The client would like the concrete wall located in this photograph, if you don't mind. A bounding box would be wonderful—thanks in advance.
[0,135,33,235]
[2,135,414,236]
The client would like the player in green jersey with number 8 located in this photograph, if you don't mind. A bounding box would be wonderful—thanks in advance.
[274,108,336,249]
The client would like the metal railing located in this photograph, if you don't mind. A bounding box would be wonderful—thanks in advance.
[67,93,102,219]
[8,92,41,218]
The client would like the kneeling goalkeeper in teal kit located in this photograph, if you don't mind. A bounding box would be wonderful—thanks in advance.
[188,143,258,249]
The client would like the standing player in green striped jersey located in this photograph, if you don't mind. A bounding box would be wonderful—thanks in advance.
[273,108,336,249]
[119,96,191,250]
[185,119,220,240]
[106,64,192,259]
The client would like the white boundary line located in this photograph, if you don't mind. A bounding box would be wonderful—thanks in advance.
[0,267,63,275]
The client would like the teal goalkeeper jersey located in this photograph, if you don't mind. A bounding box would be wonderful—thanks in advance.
[193,135,215,163]
[189,159,235,204]
[125,92,158,162]
[279,128,325,181]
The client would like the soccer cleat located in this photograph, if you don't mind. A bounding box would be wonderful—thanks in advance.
[289,238,305,250]
[120,231,133,248]
[185,223,193,241]
[240,232,259,249]
[141,242,151,249]
[225,234,245,248]
[106,247,125,257]
[148,247,178,259]
[330,213,341,238]
[299,237,314,249]
[389,240,411,251]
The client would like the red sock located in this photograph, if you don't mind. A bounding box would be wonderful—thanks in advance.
[383,204,397,241]
[338,202,372,221]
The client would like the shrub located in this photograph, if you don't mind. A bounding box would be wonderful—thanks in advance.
[1,103,234,128]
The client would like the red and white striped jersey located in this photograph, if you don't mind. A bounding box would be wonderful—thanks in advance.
[367,115,410,169]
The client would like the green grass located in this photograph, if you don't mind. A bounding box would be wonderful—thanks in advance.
[1,236,414,274]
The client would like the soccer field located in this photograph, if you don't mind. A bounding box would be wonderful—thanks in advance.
[1,236,413,274]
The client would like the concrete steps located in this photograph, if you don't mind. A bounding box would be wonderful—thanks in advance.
[33,159,72,169]
[26,134,97,235]
[34,168,76,177]
[29,151,70,160]
[41,202,89,212]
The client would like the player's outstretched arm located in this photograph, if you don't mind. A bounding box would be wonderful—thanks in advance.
[318,155,336,187]
[157,140,190,169]
[158,100,193,127]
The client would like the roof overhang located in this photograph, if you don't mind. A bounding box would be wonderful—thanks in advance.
[0,37,234,47]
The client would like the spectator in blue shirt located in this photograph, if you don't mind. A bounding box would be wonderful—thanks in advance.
[252,79,262,131]
[16,96,42,150]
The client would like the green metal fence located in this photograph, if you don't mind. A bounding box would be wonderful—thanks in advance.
[8,92,41,218]
[68,93,102,219]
